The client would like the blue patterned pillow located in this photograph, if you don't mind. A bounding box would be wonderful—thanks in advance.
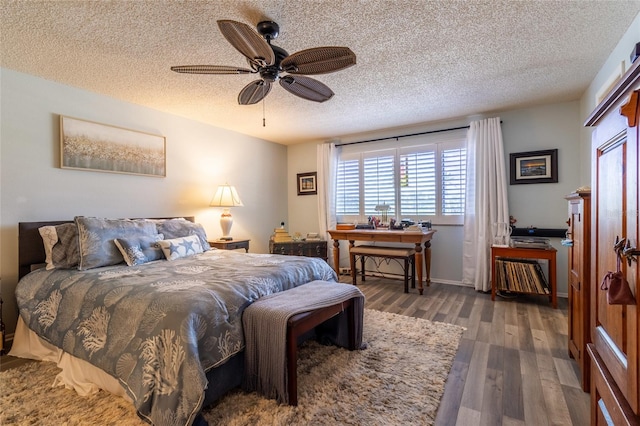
[155,219,210,252]
[156,235,204,260]
[75,217,159,270]
[114,234,164,266]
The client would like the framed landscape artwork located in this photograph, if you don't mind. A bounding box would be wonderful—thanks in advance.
[510,149,558,185]
[60,115,166,177]
[297,171,317,195]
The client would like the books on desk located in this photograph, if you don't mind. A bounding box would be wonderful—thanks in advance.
[336,223,356,230]
[271,228,293,242]
[404,225,431,233]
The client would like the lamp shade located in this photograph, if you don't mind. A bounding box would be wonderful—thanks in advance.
[210,184,244,207]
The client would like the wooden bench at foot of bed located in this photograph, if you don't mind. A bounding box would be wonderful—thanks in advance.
[242,280,364,406]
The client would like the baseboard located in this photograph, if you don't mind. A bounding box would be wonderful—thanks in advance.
[342,272,571,298]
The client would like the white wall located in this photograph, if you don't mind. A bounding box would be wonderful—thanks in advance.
[287,102,582,295]
[502,101,582,228]
[579,11,640,184]
[0,68,288,334]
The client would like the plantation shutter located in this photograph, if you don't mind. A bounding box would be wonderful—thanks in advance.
[336,158,360,216]
[335,127,467,224]
[441,147,466,215]
[399,149,436,216]
[363,151,395,216]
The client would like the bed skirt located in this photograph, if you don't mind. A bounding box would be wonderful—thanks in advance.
[9,317,244,422]
[10,317,131,400]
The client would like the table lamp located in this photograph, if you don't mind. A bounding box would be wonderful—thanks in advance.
[210,184,243,240]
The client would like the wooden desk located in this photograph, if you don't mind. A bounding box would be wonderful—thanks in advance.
[491,245,557,308]
[328,229,436,295]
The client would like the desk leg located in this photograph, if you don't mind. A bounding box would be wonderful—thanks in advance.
[424,241,432,288]
[550,255,557,309]
[332,239,341,275]
[414,243,424,295]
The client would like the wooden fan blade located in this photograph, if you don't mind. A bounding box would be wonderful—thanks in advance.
[281,47,356,75]
[170,65,254,75]
[217,20,275,67]
[279,75,334,102]
[238,79,272,105]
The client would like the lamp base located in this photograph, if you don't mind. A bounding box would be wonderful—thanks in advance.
[220,209,234,241]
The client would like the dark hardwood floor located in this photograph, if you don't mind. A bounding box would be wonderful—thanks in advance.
[343,274,590,426]
[1,274,590,425]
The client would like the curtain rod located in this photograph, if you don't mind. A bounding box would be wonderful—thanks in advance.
[335,125,471,147]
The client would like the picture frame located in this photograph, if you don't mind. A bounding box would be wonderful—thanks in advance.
[60,115,166,177]
[509,149,558,185]
[297,171,317,195]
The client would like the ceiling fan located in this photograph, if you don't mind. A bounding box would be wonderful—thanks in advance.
[171,20,356,105]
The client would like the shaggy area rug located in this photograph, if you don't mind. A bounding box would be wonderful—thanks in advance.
[1,309,464,426]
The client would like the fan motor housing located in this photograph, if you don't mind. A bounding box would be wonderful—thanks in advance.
[260,44,288,82]
[257,21,279,40]
[260,68,279,82]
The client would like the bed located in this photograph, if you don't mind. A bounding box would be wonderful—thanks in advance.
[11,217,337,426]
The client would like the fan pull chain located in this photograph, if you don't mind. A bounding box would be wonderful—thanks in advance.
[262,84,266,127]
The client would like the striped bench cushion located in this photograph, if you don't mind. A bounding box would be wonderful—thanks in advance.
[349,245,415,257]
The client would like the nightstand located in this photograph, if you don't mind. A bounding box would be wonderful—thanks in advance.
[209,239,250,252]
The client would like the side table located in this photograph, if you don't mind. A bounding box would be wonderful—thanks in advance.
[209,239,250,253]
[491,245,557,308]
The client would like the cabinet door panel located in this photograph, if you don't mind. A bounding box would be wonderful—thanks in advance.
[594,108,639,413]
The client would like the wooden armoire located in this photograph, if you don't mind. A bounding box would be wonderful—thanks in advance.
[585,58,640,425]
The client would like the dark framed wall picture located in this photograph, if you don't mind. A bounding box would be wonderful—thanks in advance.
[510,149,558,185]
[297,171,317,195]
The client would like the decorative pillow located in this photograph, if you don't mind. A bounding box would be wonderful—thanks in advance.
[75,217,159,270]
[38,226,58,269]
[155,219,209,252]
[156,235,204,261]
[38,223,79,270]
[114,234,164,266]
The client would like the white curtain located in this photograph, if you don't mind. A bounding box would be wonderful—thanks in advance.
[317,142,340,269]
[462,117,509,292]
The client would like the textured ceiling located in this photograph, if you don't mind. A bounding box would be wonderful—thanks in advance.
[1,1,639,145]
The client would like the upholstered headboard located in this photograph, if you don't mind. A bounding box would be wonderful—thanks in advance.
[18,217,195,279]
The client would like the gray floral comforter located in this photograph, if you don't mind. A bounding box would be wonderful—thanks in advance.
[15,250,337,426]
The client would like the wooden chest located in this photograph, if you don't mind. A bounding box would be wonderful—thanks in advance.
[269,240,328,261]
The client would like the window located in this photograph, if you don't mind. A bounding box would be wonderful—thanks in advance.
[335,129,467,225]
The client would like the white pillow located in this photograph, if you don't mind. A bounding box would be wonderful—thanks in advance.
[156,235,204,261]
[38,226,58,270]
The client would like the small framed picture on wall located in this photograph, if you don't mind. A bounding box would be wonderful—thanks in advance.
[297,171,317,195]
[510,149,558,185]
